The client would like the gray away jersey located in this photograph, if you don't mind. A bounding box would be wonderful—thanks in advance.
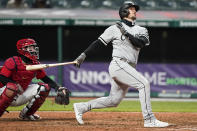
[98,22,150,64]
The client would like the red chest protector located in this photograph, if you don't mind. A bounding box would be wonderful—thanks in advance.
[0,56,46,91]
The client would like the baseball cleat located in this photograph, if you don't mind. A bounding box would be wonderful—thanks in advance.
[73,103,84,125]
[31,114,40,120]
[19,112,41,121]
[144,119,169,128]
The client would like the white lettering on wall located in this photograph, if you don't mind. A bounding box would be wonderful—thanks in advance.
[70,71,81,84]
[158,72,166,86]
[70,70,167,86]
[144,72,157,85]
[70,71,110,84]
[143,72,166,86]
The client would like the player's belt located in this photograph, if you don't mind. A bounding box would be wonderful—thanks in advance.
[113,56,136,68]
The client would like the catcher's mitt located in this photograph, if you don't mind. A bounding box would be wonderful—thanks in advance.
[55,87,70,105]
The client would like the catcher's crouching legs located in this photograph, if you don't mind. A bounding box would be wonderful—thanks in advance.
[19,83,50,120]
[0,82,20,117]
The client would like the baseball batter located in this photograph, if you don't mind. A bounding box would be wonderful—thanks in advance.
[73,1,169,127]
[0,38,68,120]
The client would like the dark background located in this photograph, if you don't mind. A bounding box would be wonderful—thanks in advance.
[0,25,196,64]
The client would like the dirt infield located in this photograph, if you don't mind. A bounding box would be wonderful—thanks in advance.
[1,111,197,131]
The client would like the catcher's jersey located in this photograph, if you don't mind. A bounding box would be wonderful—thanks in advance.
[0,56,46,90]
[98,22,150,64]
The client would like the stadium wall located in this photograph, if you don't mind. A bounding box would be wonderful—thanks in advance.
[0,9,196,98]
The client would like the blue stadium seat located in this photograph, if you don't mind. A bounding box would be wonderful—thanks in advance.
[157,0,178,10]
[178,0,197,10]
[0,0,196,10]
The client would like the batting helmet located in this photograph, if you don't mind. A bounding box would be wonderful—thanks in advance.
[119,1,140,19]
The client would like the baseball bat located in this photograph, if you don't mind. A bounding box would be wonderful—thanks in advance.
[26,61,77,71]
[0,61,77,71]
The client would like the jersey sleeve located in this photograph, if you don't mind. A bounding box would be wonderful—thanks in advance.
[36,69,47,79]
[98,25,115,46]
[0,58,16,77]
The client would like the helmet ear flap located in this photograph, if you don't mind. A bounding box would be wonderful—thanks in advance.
[123,8,129,17]
[119,7,129,19]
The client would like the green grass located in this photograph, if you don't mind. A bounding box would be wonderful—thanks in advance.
[7,98,197,112]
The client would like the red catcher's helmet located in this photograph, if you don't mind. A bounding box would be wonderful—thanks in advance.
[16,38,39,62]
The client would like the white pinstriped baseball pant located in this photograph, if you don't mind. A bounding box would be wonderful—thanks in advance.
[84,57,155,121]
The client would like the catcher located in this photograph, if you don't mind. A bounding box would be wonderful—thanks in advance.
[0,38,70,120]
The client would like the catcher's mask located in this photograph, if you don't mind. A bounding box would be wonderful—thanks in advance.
[16,38,39,63]
[119,1,139,19]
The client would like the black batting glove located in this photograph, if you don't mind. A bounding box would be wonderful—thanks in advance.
[74,52,86,68]
[116,21,129,36]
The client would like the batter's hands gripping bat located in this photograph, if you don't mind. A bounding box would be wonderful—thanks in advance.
[0,61,77,71]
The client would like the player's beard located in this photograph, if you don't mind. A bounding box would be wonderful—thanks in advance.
[127,14,136,21]
[131,16,136,20]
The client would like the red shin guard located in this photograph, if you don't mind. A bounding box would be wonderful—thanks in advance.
[0,83,19,116]
[26,83,50,116]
